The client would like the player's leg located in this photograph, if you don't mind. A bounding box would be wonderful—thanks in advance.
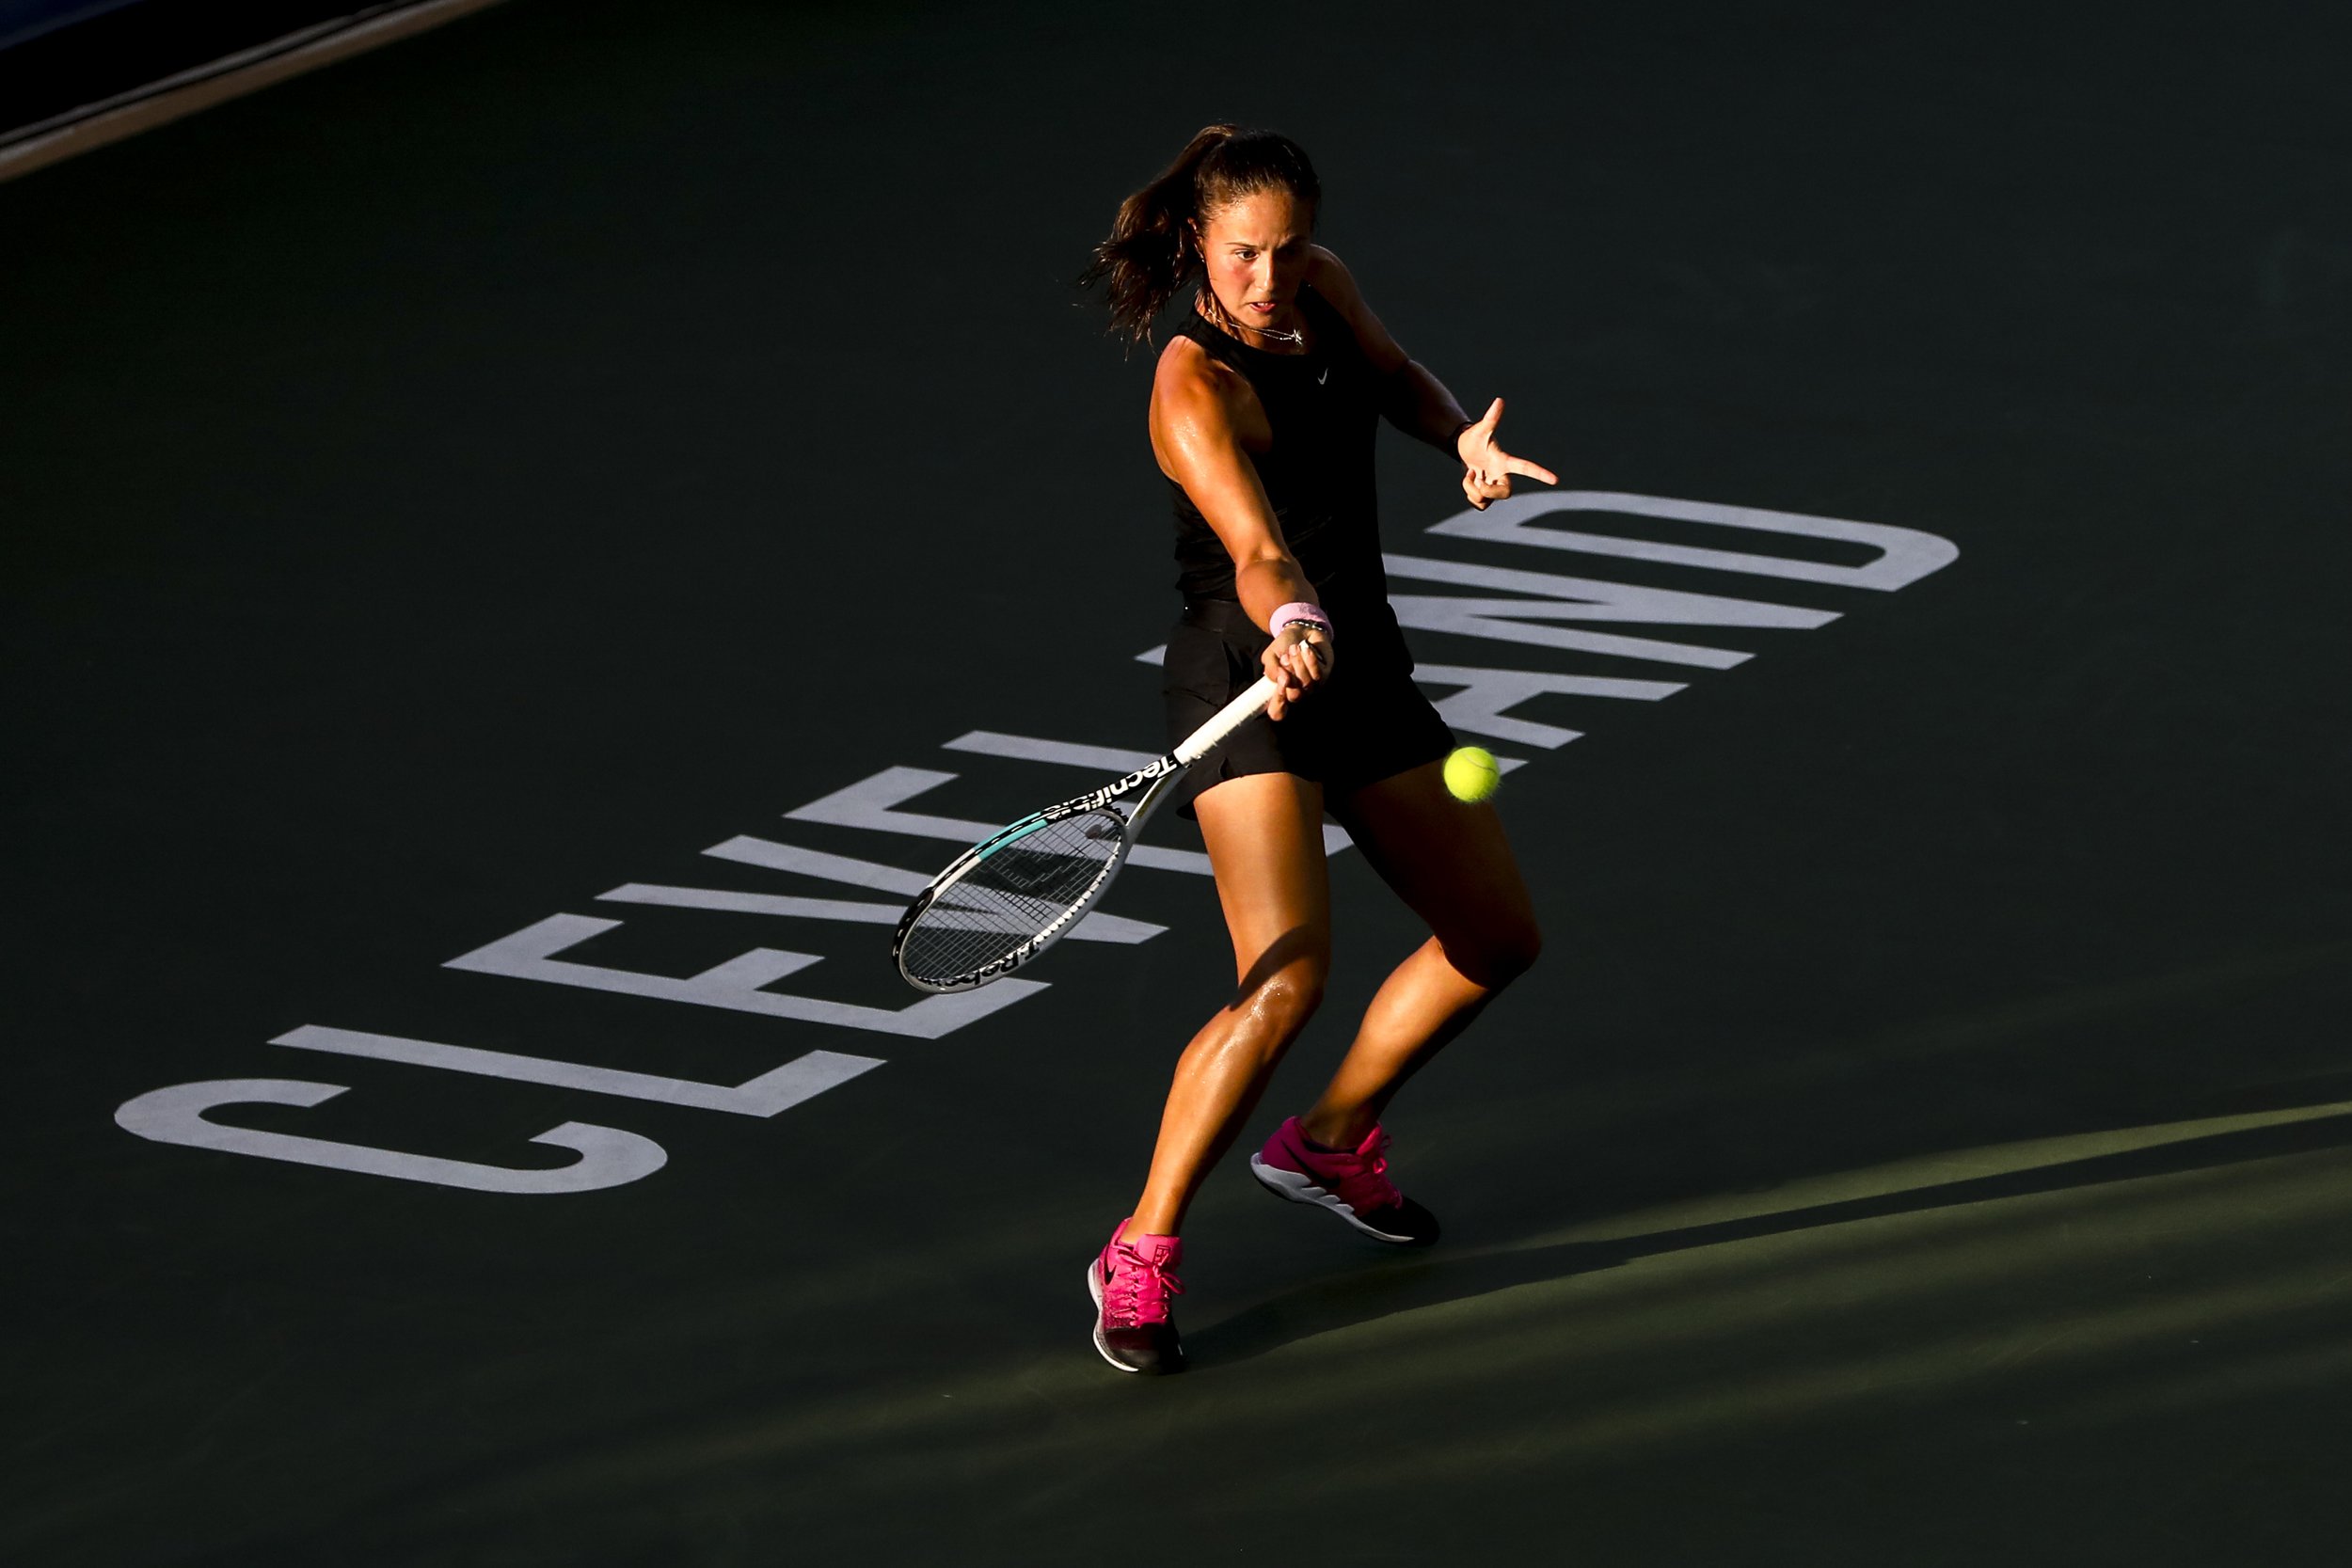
[1303,756,1542,1148]
[1091,771,1328,1373]
[1123,770,1332,1240]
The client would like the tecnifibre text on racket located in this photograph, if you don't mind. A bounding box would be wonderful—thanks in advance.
[892,673,1281,991]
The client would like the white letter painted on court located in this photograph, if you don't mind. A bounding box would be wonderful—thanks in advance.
[1387,554,1837,631]
[443,913,1042,1038]
[607,834,1168,943]
[1410,662,1685,750]
[271,1025,884,1117]
[1424,491,1960,591]
[114,1079,666,1194]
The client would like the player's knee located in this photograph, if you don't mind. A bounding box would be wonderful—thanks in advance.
[1239,963,1327,1039]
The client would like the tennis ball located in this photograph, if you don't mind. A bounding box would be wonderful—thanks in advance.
[1442,746,1501,803]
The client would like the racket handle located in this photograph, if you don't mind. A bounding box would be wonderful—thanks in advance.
[1173,674,1280,766]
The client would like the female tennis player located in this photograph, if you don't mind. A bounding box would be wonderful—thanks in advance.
[1079,125,1550,1373]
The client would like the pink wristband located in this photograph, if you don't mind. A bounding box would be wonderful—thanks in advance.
[1270,602,1333,638]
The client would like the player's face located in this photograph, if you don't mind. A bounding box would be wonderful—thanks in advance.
[1195,187,1313,339]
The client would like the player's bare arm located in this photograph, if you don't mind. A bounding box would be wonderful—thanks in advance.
[1307,245,1560,510]
[1150,337,1332,719]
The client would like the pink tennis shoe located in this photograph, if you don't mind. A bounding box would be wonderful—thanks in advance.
[1249,1116,1441,1245]
[1088,1222,1186,1374]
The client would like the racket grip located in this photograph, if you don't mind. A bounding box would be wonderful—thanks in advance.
[1173,674,1280,766]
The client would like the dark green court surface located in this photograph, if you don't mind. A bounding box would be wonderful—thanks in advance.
[8,3,2350,1563]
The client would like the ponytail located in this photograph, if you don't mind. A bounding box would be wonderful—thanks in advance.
[1081,123,1320,348]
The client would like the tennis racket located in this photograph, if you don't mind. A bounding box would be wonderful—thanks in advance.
[891,672,1281,991]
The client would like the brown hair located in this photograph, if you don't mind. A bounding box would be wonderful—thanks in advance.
[1081,123,1322,346]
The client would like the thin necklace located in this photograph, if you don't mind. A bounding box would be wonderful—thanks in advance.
[1202,291,1305,351]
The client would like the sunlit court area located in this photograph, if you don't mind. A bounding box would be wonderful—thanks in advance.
[8,2,2350,1562]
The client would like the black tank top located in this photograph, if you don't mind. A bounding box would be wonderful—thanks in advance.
[1168,283,1390,610]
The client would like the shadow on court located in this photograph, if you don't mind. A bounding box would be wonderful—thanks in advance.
[1194,1102,2352,1367]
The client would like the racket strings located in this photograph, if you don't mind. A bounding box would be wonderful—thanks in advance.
[901,811,1127,983]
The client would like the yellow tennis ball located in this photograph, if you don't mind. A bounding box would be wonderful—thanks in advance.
[1442,746,1500,802]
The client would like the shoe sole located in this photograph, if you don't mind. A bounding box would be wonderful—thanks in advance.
[1249,1153,1430,1245]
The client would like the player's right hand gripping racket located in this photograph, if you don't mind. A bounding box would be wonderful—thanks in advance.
[891,673,1280,992]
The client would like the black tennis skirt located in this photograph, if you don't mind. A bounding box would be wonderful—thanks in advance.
[1160,596,1456,821]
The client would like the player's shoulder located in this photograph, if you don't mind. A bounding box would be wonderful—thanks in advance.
[1303,245,1404,368]
[1305,245,1366,308]
[1152,329,1243,415]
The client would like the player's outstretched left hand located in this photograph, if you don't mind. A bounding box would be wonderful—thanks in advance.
[1456,397,1557,511]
